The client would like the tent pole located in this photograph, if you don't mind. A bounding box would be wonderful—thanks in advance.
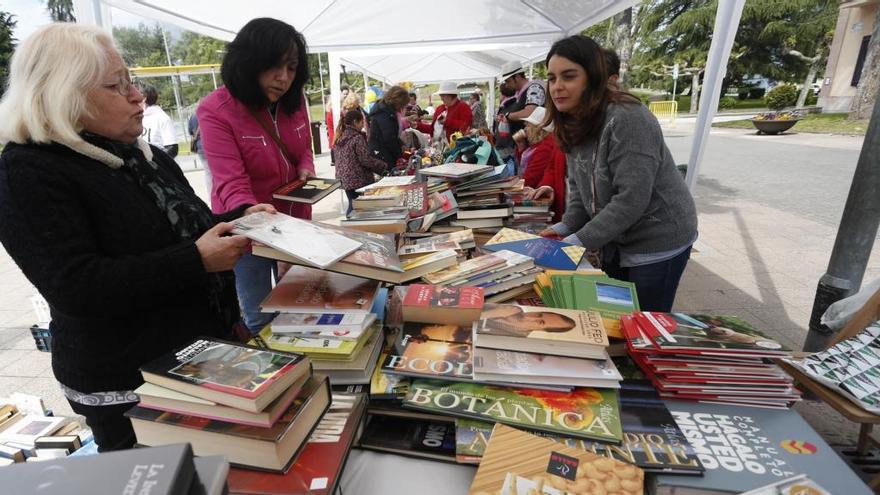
[685,0,746,190]
[328,52,342,134]
[210,68,217,89]
[487,78,496,129]
[318,53,327,111]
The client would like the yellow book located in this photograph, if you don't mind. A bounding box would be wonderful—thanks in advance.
[250,324,374,359]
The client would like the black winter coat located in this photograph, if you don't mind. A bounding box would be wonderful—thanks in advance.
[368,101,402,167]
[0,139,246,393]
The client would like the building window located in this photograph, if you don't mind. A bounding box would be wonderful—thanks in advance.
[851,35,871,87]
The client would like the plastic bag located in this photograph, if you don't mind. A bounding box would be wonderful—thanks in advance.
[821,277,880,330]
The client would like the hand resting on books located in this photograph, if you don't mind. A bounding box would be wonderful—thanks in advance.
[524,185,554,202]
[243,203,277,216]
[196,222,251,272]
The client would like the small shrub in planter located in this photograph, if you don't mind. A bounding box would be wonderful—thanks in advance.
[749,87,766,99]
[718,96,737,110]
[764,84,798,110]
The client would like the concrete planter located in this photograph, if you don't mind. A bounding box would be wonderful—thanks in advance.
[750,118,801,135]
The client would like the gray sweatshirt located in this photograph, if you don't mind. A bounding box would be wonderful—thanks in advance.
[552,102,698,256]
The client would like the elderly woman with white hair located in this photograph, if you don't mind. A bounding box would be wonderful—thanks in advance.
[0,23,275,451]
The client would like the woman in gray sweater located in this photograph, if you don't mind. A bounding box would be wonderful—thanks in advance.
[537,35,698,312]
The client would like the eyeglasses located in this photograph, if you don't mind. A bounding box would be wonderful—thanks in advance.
[102,74,134,97]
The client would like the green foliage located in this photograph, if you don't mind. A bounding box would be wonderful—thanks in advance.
[713,112,869,135]
[0,11,16,97]
[749,87,766,99]
[44,0,75,22]
[718,96,737,109]
[737,88,750,100]
[764,84,798,110]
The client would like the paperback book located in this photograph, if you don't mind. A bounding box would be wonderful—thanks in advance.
[381,323,474,381]
[402,284,485,326]
[261,266,380,314]
[358,414,457,463]
[472,348,621,388]
[232,212,361,269]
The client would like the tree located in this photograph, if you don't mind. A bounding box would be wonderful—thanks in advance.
[113,24,177,110]
[0,11,16,97]
[44,0,75,22]
[849,8,880,120]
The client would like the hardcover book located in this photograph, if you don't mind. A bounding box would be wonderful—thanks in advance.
[127,376,332,473]
[0,443,197,495]
[226,392,367,495]
[272,177,340,204]
[232,212,361,269]
[419,162,493,179]
[140,338,310,413]
[404,379,623,443]
[651,401,872,495]
[468,424,643,495]
[269,312,375,338]
[454,381,704,475]
[476,304,609,360]
[402,284,485,326]
[260,266,380,314]
[134,373,309,428]
[370,352,411,399]
[381,323,474,381]
[355,175,416,193]
[358,414,457,463]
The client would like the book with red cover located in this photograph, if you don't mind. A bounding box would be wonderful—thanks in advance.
[402,284,485,326]
[261,266,380,314]
[272,177,340,204]
[632,312,790,357]
[139,338,310,413]
[226,392,367,495]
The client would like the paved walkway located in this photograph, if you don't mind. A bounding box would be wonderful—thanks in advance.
[0,127,877,451]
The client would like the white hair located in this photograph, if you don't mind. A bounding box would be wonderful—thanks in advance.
[0,23,116,145]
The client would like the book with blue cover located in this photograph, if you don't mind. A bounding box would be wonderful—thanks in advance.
[483,237,584,270]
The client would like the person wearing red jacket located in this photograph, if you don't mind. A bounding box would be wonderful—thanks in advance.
[521,107,566,222]
[431,81,472,142]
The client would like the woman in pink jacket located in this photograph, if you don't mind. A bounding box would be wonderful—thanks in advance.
[198,18,315,334]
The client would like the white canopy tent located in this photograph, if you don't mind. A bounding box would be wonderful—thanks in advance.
[72,0,746,190]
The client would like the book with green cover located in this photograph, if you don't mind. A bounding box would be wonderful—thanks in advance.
[403,379,622,443]
[249,324,374,360]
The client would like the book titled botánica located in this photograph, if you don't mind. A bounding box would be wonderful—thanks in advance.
[404,379,622,443]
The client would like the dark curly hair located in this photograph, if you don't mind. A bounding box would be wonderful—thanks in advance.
[220,18,309,114]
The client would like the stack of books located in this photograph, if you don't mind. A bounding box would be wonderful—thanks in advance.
[0,443,230,495]
[622,312,802,409]
[534,270,639,348]
[252,267,388,385]
[127,338,329,472]
[252,222,458,284]
[0,395,92,464]
[227,392,367,495]
[506,194,554,228]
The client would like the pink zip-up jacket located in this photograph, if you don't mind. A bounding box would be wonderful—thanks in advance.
[197,86,315,218]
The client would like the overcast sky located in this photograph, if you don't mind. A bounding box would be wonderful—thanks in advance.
[2,0,169,42]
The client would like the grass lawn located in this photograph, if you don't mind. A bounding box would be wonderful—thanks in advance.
[713,112,869,136]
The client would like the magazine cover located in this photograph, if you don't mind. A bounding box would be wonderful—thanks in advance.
[635,312,791,355]
[261,266,379,313]
[141,339,304,399]
[477,304,609,348]
[404,379,622,442]
[468,424,643,495]
[381,323,474,380]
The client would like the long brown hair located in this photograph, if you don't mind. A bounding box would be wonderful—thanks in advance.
[543,35,640,152]
[382,85,410,111]
[332,109,364,146]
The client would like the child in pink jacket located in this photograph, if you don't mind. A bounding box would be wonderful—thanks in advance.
[197,18,315,334]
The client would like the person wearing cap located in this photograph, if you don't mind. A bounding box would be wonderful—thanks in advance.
[431,81,472,142]
[516,107,566,222]
[498,61,547,130]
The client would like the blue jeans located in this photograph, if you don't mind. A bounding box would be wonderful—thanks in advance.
[603,246,692,312]
[233,253,278,333]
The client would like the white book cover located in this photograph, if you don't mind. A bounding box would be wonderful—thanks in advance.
[355,175,416,193]
[232,212,362,269]
[271,312,373,330]
[0,415,66,446]
[271,314,377,341]
[473,347,621,384]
